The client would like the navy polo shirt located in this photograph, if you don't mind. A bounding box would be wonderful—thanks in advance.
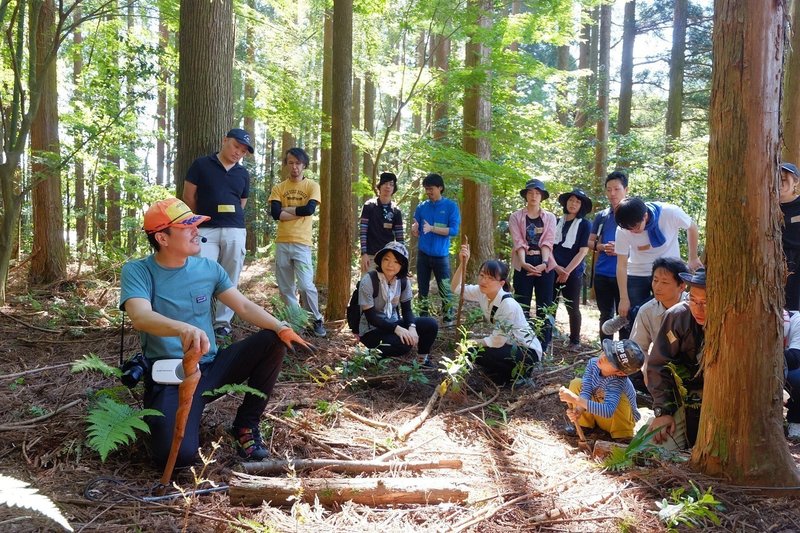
[185,153,250,228]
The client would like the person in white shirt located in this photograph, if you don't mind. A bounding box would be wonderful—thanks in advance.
[614,197,702,320]
[451,244,542,385]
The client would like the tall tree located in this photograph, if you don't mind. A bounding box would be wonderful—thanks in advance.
[783,0,800,162]
[693,0,800,485]
[462,0,493,276]
[244,0,258,254]
[326,0,353,321]
[576,7,598,130]
[316,11,333,286]
[363,72,376,187]
[29,0,66,284]
[665,0,688,148]
[174,0,234,196]
[72,6,87,253]
[593,4,611,183]
[156,12,169,187]
[432,34,450,141]
[617,0,636,156]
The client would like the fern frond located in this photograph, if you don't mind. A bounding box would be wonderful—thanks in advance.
[0,474,73,531]
[202,383,267,399]
[85,398,162,462]
[71,353,120,378]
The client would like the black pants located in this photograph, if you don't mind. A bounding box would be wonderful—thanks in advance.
[786,249,800,311]
[472,344,539,386]
[512,255,555,351]
[360,317,439,357]
[554,273,582,344]
[594,274,620,341]
[143,330,285,468]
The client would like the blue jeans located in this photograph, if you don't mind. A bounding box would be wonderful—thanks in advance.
[627,274,653,309]
[416,251,453,321]
[512,255,555,352]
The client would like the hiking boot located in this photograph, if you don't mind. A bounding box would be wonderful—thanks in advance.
[561,423,577,437]
[418,354,433,368]
[229,426,269,460]
[512,376,536,389]
[311,319,327,338]
[567,341,581,352]
[601,315,629,336]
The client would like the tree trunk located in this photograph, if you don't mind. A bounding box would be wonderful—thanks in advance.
[229,476,470,507]
[105,155,121,247]
[783,0,800,162]
[462,0,493,278]
[73,7,86,252]
[244,0,258,255]
[432,35,450,142]
[326,0,353,321]
[575,6,594,129]
[316,11,333,286]
[692,0,800,486]
[239,458,462,475]
[593,4,611,183]
[617,1,636,140]
[363,72,376,187]
[156,15,168,187]
[352,75,360,184]
[665,0,688,149]
[555,45,571,126]
[174,0,234,197]
[29,0,66,285]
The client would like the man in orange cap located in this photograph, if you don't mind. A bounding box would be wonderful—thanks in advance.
[120,198,312,467]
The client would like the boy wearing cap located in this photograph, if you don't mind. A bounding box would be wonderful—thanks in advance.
[411,173,461,326]
[183,128,254,338]
[559,339,645,440]
[614,197,702,320]
[120,198,312,467]
[268,147,326,337]
[509,178,557,351]
[646,268,706,449]
[359,172,405,273]
[780,162,800,310]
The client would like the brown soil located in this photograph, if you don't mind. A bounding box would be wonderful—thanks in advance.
[1,259,800,532]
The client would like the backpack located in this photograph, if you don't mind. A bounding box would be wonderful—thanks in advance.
[347,271,408,336]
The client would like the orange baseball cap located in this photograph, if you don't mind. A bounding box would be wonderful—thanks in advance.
[143,198,210,234]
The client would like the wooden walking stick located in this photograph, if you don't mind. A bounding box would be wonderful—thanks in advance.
[455,236,469,330]
[158,351,202,490]
[566,400,591,453]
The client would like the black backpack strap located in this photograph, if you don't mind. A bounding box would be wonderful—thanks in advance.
[369,270,380,298]
[490,293,514,323]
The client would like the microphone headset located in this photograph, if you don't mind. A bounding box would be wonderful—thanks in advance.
[200,236,208,243]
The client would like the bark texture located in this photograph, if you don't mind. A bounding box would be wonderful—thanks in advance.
[783,0,800,162]
[665,0,688,145]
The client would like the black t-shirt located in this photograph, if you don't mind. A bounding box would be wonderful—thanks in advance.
[782,196,800,251]
[553,217,591,276]
[525,216,544,250]
[360,198,404,255]
[185,153,250,228]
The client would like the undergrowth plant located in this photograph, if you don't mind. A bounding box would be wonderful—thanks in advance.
[0,474,73,531]
[601,425,661,472]
[175,439,222,532]
[202,383,267,399]
[398,359,430,384]
[336,345,390,379]
[655,481,723,531]
[438,328,480,393]
[269,296,310,331]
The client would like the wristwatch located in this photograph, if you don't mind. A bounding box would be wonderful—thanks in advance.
[653,407,674,418]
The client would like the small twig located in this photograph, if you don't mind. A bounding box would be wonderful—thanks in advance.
[506,383,561,413]
[453,380,500,415]
[455,236,469,330]
[538,357,589,379]
[341,407,398,431]
[396,382,446,441]
[0,309,61,333]
[0,362,76,380]
[376,436,438,461]
[0,399,83,431]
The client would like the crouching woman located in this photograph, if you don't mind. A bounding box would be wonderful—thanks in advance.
[451,244,543,385]
[358,242,439,364]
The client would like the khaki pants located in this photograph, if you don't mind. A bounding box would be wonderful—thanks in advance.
[569,377,636,439]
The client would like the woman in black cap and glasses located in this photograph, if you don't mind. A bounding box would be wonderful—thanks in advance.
[509,179,557,352]
[552,188,593,351]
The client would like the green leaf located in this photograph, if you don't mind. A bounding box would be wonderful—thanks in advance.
[85,398,162,462]
[71,353,121,378]
[202,383,267,399]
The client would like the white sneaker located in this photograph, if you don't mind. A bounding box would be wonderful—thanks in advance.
[788,423,800,439]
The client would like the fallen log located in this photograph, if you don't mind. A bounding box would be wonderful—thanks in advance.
[239,458,462,475]
[229,475,470,506]
[396,380,447,441]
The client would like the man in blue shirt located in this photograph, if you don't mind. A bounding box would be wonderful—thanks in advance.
[183,128,253,338]
[411,173,460,326]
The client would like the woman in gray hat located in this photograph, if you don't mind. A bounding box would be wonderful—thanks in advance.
[552,188,593,351]
[508,179,557,352]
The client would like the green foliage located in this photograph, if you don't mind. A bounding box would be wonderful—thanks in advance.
[8,377,24,391]
[337,345,391,379]
[315,400,342,419]
[71,353,121,378]
[202,383,267,399]
[485,403,509,427]
[269,296,310,332]
[601,425,660,472]
[438,329,480,393]
[398,359,430,385]
[655,482,722,531]
[0,474,73,531]
[85,398,162,462]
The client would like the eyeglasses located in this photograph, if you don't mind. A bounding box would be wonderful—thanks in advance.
[689,298,707,308]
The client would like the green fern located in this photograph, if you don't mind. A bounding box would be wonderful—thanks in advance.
[71,353,121,378]
[602,425,661,471]
[86,398,162,462]
[0,474,73,531]
[202,383,267,399]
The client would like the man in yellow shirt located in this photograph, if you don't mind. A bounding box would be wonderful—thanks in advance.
[268,148,326,337]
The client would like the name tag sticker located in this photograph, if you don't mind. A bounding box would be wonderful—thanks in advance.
[666,330,677,344]
[196,295,207,304]
[637,244,651,251]
[534,227,544,234]
[792,215,800,224]
[218,204,235,213]
[383,222,393,229]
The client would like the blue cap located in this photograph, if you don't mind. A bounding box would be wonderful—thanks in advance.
[782,162,799,176]
[226,128,254,154]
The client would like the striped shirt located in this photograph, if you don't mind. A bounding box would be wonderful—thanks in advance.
[579,358,641,421]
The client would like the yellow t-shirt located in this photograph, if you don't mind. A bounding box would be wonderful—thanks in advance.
[268,178,322,246]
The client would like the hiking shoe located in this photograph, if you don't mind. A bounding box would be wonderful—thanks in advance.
[418,354,433,368]
[567,341,581,352]
[601,315,629,336]
[311,319,327,338]
[442,318,456,328]
[512,376,536,389]
[229,426,269,460]
[214,326,232,338]
[561,423,577,437]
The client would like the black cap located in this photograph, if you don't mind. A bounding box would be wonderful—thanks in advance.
[601,339,645,375]
[679,268,706,288]
[226,128,254,154]
[557,188,593,216]
[520,179,549,201]
[782,163,799,176]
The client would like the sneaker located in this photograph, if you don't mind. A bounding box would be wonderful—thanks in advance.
[567,341,581,352]
[601,315,629,336]
[418,354,433,368]
[214,326,232,338]
[512,376,536,389]
[229,426,269,460]
[788,423,800,440]
[561,423,577,437]
[442,319,456,328]
[311,319,327,338]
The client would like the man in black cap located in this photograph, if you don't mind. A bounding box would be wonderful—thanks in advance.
[183,128,254,338]
[358,172,405,273]
[646,268,706,449]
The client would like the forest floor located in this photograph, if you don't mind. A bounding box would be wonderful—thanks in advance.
[2,258,800,532]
